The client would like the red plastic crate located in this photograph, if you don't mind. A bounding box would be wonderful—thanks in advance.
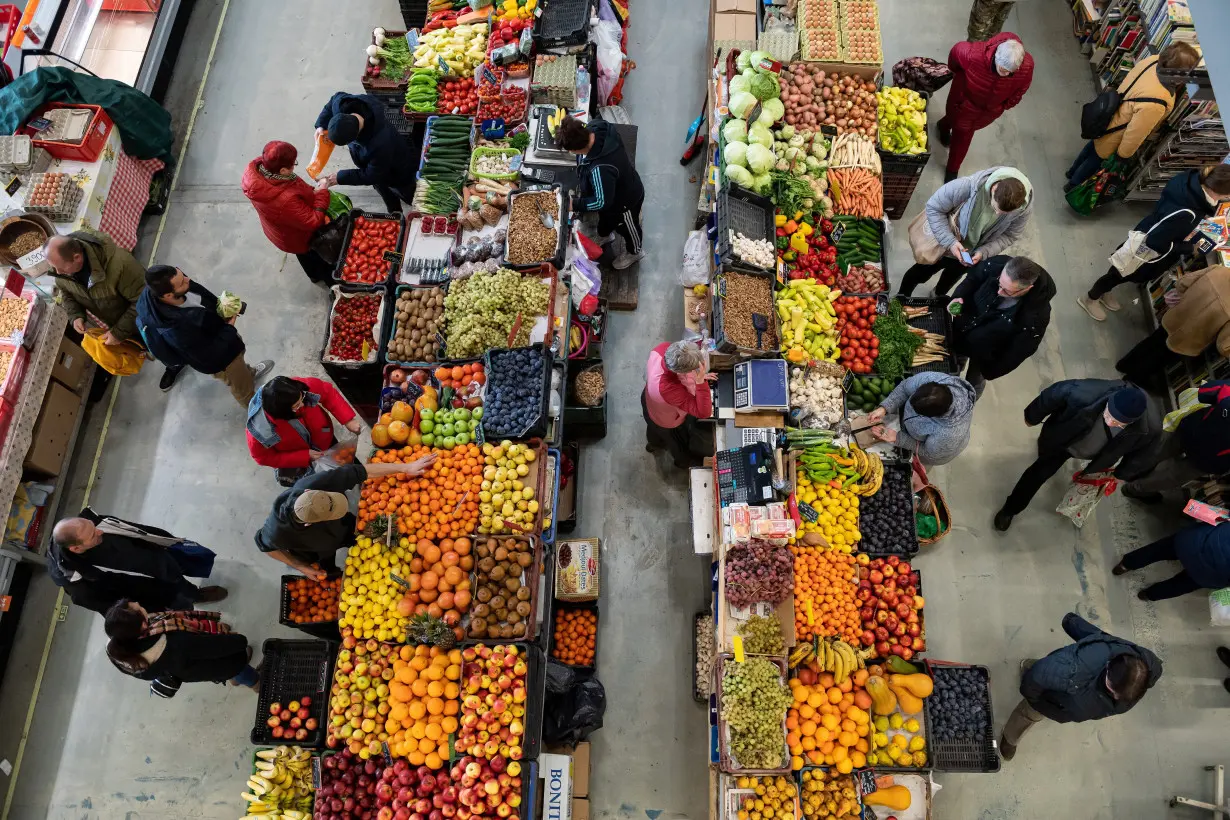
[0,341,29,405]
[21,103,115,162]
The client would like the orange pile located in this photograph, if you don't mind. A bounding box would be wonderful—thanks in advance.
[787,667,873,773]
[285,576,340,623]
[551,609,596,666]
[400,537,475,633]
[358,444,485,539]
[435,362,486,390]
[386,645,462,767]
[792,547,860,644]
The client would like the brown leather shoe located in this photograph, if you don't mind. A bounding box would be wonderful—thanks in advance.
[196,585,228,603]
[999,734,1016,761]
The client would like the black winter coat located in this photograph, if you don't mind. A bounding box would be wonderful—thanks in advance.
[951,255,1055,380]
[315,93,417,189]
[1021,613,1162,723]
[131,631,251,683]
[1177,381,1230,475]
[255,464,365,560]
[136,280,244,374]
[1135,169,1216,259]
[1024,378,1162,479]
[576,120,644,214]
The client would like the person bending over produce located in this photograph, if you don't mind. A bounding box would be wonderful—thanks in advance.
[254,455,436,579]
[938,32,1032,180]
[866,373,976,466]
[557,115,646,270]
[314,92,418,213]
[993,382,1160,532]
[948,255,1053,398]
[104,600,261,691]
[898,167,1032,298]
[1113,518,1230,601]
[999,612,1160,761]
[137,265,274,405]
[247,376,363,486]
[241,140,334,283]
[643,340,715,469]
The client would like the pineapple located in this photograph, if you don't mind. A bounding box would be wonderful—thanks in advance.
[407,614,456,648]
[365,514,392,541]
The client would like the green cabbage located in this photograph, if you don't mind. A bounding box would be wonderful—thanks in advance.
[745,143,775,175]
[735,50,752,72]
[747,51,772,71]
[756,98,785,127]
[724,141,748,168]
[217,290,244,319]
[749,72,780,101]
[726,165,754,188]
[747,123,773,149]
[729,92,757,119]
[752,173,773,194]
[729,74,750,97]
[723,118,748,144]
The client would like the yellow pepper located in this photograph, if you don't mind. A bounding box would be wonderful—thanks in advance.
[774,214,788,227]
[790,232,809,253]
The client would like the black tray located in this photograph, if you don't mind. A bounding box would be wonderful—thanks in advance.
[533,0,596,49]
[459,642,547,761]
[712,267,780,357]
[482,346,554,440]
[715,181,776,272]
[835,217,890,296]
[922,661,1000,773]
[250,638,335,748]
[858,463,921,557]
[331,209,407,286]
[277,575,341,641]
[548,599,598,672]
[894,296,958,376]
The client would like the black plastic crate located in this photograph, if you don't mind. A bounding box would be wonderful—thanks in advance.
[250,639,335,748]
[895,295,958,375]
[534,0,597,49]
[482,346,554,440]
[564,359,606,441]
[460,642,547,761]
[277,575,341,641]
[384,100,416,137]
[715,181,776,272]
[547,600,598,672]
[331,209,407,286]
[922,661,1000,773]
[858,463,921,557]
[399,0,429,28]
[834,217,890,296]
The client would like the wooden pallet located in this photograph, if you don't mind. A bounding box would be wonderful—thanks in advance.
[599,268,638,311]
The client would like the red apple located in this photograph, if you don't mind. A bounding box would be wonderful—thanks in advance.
[267,716,281,728]
[875,640,892,657]
[269,703,282,715]
[869,569,884,584]
[861,630,876,646]
[874,626,890,641]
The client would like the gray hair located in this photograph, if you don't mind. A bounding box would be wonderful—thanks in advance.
[1003,256,1044,285]
[994,40,1025,73]
[664,341,704,373]
[51,517,90,549]
[44,234,85,259]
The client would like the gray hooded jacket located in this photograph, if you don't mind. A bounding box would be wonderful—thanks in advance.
[880,372,978,466]
[924,166,1033,260]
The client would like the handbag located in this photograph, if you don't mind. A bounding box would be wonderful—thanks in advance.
[1109,207,1195,276]
[150,674,182,699]
[80,328,145,376]
[168,540,217,578]
[1066,155,1127,216]
[907,211,947,265]
[1055,470,1118,528]
[309,211,350,266]
[1080,59,1167,140]
[891,57,953,94]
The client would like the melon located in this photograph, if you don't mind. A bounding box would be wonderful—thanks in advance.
[390,400,414,424]
[388,420,411,443]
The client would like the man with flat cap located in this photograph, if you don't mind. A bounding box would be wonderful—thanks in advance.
[313,91,419,213]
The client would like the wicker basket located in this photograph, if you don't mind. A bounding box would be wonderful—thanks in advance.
[916,484,951,547]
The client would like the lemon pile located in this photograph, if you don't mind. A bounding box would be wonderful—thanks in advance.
[339,534,415,641]
[734,776,797,820]
[795,471,860,552]
[478,441,540,535]
[866,713,928,768]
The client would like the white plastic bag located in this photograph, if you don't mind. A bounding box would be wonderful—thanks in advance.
[1210,588,1230,626]
[1055,471,1118,529]
[680,229,711,287]
[315,431,358,471]
[590,20,625,106]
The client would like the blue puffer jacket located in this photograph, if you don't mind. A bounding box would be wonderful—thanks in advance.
[879,372,977,466]
[1174,521,1230,589]
[1021,613,1162,723]
[314,93,416,189]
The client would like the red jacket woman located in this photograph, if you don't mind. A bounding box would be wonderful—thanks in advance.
[938,32,1033,178]
[240,141,334,282]
[246,376,360,475]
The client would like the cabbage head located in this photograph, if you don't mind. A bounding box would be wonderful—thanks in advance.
[745,143,775,175]
[217,290,243,319]
[735,50,752,72]
[747,51,772,70]
[726,164,754,188]
[752,173,773,195]
[748,123,773,149]
[749,71,780,101]
[729,74,750,97]
[756,98,785,127]
[724,141,748,168]
[729,92,757,119]
[722,118,748,144]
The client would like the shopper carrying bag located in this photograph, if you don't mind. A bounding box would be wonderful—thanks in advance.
[80,328,145,376]
[1056,471,1118,529]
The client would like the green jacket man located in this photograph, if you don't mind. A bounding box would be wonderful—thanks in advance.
[44,231,146,343]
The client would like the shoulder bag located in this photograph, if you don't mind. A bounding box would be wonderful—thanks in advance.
[1080,59,1168,140]
[1109,207,1195,276]
[907,211,960,265]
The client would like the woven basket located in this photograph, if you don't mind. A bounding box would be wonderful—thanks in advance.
[916,484,951,547]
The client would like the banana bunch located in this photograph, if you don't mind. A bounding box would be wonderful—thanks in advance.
[790,638,872,684]
[846,443,883,497]
[546,106,567,138]
[243,746,314,818]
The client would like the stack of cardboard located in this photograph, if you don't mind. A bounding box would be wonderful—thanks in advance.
[713,0,756,45]
[538,742,592,820]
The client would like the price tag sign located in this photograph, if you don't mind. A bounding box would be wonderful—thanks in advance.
[732,634,746,662]
[311,756,322,790]
[830,222,846,244]
[481,63,499,86]
[4,176,20,197]
[797,501,819,522]
[389,572,410,588]
[383,250,404,265]
[382,741,393,767]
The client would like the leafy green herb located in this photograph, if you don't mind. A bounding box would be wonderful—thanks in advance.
[872,300,922,381]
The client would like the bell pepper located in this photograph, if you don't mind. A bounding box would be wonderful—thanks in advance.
[796,222,814,237]
[790,231,809,253]
[776,235,789,250]
[783,250,796,262]
[774,214,788,227]
[784,220,798,234]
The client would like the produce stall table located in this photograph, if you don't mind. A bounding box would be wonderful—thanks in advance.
[0,129,164,251]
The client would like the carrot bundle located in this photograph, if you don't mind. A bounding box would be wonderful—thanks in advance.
[828,167,883,218]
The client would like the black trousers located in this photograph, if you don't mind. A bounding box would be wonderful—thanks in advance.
[899,257,967,297]
[1119,533,1205,600]
[641,389,709,468]
[1088,257,1174,300]
[295,250,335,284]
[374,183,413,214]
[598,198,644,255]
[1116,326,1183,396]
[1001,447,1072,516]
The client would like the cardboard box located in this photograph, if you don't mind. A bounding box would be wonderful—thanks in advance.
[572,799,590,820]
[715,0,755,12]
[572,742,590,798]
[538,753,573,820]
[50,336,88,392]
[24,381,80,477]
[714,11,756,42]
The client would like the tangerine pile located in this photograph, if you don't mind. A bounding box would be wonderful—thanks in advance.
[399,537,474,632]
[435,362,486,390]
[787,667,873,773]
[792,547,860,644]
[285,575,340,623]
[386,645,462,767]
[358,445,485,539]
[551,608,596,666]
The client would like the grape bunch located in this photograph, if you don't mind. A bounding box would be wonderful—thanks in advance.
[725,540,793,608]
[721,658,792,769]
[443,267,551,357]
[930,666,991,744]
[737,613,786,656]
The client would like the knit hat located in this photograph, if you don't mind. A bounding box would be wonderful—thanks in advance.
[1107,387,1147,424]
[327,113,361,145]
[261,140,297,170]
[294,490,349,524]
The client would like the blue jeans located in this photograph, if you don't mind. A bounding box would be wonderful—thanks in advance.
[1067,141,1103,187]
[231,665,259,687]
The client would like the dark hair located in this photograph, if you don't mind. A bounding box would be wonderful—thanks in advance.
[261,376,310,420]
[1106,655,1150,703]
[104,600,151,675]
[1200,164,1230,195]
[910,383,953,417]
[1004,257,1045,286]
[145,264,179,297]
[261,140,297,170]
[556,116,591,152]
[1158,42,1200,71]
[992,178,1027,212]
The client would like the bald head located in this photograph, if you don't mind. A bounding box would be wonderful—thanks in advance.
[53,517,103,553]
[43,235,86,277]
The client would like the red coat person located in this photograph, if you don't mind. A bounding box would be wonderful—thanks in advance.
[938,32,1034,177]
[245,376,358,470]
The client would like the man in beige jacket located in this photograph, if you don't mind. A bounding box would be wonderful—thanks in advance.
[1117,265,1230,394]
[1066,43,1201,191]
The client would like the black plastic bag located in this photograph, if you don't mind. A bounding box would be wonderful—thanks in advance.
[543,676,606,746]
[546,659,578,695]
[892,57,953,94]
[310,212,350,266]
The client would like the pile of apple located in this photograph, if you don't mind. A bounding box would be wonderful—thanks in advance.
[316,749,383,820]
[855,555,925,660]
[374,755,525,820]
[459,644,529,762]
[328,628,397,757]
[266,696,317,742]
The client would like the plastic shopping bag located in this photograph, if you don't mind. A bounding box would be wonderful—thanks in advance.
[1055,471,1118,528]
[316,431,358,471]
[1066,156,1127,216]
[1163,387,1207,432]
[1210,588,1230,627]
[681,229,711,287]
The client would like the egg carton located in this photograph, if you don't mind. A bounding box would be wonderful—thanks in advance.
[530,54,577,108]
[0,136,51,176]
[24,172,84,222]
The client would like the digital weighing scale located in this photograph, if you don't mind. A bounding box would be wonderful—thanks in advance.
[523,105,587,167]
[733,359,789,413]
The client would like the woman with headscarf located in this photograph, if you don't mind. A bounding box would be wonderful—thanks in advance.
[899,166,1033,298]
[246,376,362,486]
[241,140,334,283]
[643,340,716,469]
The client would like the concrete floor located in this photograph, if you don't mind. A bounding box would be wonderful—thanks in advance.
[0,0,1226,818]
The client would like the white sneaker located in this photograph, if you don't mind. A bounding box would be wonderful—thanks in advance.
[251,360,275,383]
[613,251,645,270]
[1100,291,1121,311]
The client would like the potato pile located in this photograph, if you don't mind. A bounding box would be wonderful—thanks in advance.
[469,536,535,640]
[389,287,445,364]
[780,64,878,137]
